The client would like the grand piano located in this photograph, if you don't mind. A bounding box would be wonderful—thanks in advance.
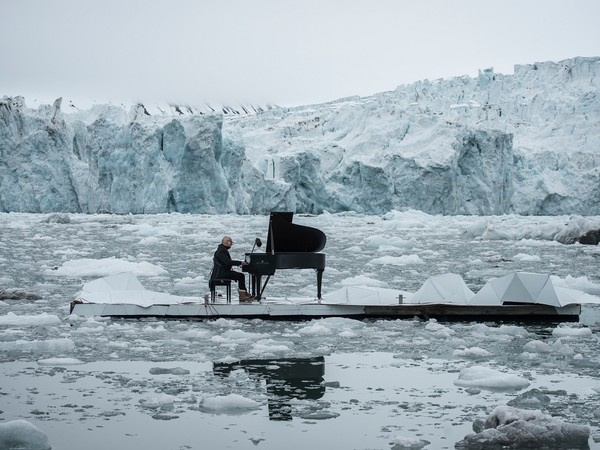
[242,212,326,300]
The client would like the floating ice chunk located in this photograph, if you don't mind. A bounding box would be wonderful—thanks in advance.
[507,389,551,409]
[250,338,292,355]
[139,236,160,245]
[297,321,334,336]
[471,323,529,339]
[0,420,51,450]
[0,312,61,326]
[479,224,516,240]
[0,288,41,300]
[45,257,167,277]
[297,317,361,335]
[215,355,239,364]
[366,235,416,250]
[139,393,177,409]
[390,435,431,450]
[425,319,454,335]
[149,367,190,375]
[513,253,541,262]
[0,338,75,353]
[369,255,424,265]
[174,275,206,289]
[454,365,530,390]
[553,275,600,295]
[211,329,268,344]
[199,394,261,413]
[554,216,600,245]
[456,405,590,448]
[339,274,388,287]
[37,357,84,366]
[522,340,553,353]
[453,347,492,358]
[552,326,593,338]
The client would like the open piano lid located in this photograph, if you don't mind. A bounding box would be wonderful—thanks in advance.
[266,212,326,253]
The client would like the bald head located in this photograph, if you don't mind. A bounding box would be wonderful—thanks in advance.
[222,236,233,248]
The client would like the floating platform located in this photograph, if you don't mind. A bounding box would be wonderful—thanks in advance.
[69,272,595,322]
[69,298,581,322]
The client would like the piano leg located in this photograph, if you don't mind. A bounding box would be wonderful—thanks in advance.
[251,274,261,299]
[316,269,324,299]
[250,274,271,301]
[258,275,271,300]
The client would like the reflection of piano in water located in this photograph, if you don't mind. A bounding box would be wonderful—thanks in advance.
[213,356,325,421]
[242,212,326,300]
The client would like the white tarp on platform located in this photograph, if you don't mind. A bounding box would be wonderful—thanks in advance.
[76,272,199,307]
[470,272,600,307]
[322,285,404,305]
[409,273,475,305]
[74,271,600,309]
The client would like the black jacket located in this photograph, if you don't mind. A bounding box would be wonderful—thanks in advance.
[210,244,242,281]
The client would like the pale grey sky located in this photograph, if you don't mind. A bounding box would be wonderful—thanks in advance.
[2,0,599,107]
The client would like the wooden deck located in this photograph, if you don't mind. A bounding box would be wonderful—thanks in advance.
[70,300,581,322]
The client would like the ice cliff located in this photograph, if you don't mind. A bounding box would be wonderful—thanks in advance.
[1,56,599,215]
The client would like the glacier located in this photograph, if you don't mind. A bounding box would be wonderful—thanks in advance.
[1,56,599,215]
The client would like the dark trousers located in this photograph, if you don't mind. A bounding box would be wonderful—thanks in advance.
[220,270,247,291]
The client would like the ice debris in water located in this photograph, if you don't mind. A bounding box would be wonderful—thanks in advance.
[0,312,60,326]
[506,389,552,409]
[199,394,261,413]
[453,347,493,359]
[138,393,177,410]
[37,357,84,366]
[390,435,431,450]
[552,325,593,338]
[454,366,530,391]
[0,420,51,450]
[149,367,190,375]
[456,405,590,448]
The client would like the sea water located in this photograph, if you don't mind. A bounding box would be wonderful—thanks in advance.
[1,212,600,449]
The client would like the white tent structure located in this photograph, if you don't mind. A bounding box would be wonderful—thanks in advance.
[470,272,600,307]
[408,273,475,305]
[76,272,197,307]
[82,272,145,292]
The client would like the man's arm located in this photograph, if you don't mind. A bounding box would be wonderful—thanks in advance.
[214,248,241,269]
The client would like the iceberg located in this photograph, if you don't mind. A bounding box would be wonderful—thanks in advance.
[0,420,51,450]
[456,405,590,448]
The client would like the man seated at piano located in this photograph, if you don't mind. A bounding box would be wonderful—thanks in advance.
[209,236,254,302]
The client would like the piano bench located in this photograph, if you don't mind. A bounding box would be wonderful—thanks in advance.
[210,279,232,303]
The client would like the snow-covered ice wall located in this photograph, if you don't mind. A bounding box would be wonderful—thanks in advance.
[1,56,598,215]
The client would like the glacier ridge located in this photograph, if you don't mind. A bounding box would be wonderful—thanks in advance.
[0,56,598,215]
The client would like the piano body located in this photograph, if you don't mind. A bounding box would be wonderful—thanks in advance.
[242,212,326,300]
